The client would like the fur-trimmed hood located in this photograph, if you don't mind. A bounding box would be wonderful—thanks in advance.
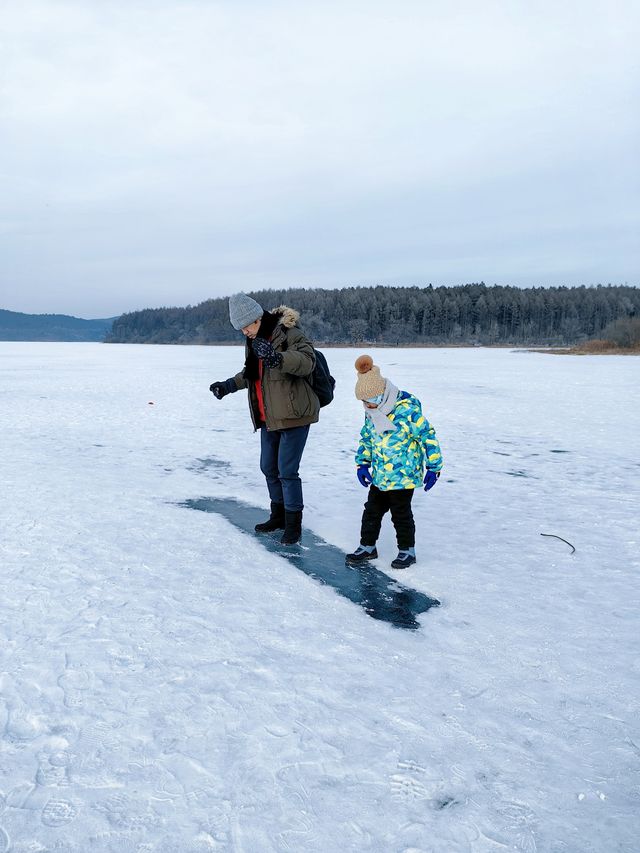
[242,304,302,382]
[270,305,300,329]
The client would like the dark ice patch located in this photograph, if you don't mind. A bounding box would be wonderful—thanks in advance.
[181,496,440,630]
[191,457,231,472]
[433,795,459,810]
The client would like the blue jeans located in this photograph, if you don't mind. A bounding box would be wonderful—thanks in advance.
[260,425,310,511]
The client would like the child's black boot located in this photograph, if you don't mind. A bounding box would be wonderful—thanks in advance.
[346,544,378,564]
[391,548,416,569]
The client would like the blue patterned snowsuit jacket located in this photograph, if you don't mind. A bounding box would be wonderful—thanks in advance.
[355,391,443,491]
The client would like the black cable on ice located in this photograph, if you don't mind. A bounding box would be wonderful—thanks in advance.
[540,533,576,554]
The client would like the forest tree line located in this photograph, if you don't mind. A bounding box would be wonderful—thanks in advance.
[105,283,640,346]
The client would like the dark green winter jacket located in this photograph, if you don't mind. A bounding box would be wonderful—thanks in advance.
[233,306,320,431]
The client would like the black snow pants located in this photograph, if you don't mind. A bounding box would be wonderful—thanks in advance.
[360,485,415,550]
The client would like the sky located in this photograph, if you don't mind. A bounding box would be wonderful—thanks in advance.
[1,0,639,319]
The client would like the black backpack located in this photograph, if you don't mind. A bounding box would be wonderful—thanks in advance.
[308,348,336,407]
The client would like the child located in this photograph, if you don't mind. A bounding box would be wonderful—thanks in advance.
[347,355,443,569]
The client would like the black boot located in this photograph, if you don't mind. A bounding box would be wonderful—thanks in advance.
[281,510,303,545]
[346,545,378,564]
[391,549,417,569]
[255,502,285,533]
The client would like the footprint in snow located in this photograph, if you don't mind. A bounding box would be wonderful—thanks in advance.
[58,667,93,709]
[392,760,464,812]
[391,773,429,802]
[397,759,427,774]
[41,797,79,827]
[94,792,157,830]
[36,756,70,787]
[5,708,44,741]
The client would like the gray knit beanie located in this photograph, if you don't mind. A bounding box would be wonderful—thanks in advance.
[228,293,263,330]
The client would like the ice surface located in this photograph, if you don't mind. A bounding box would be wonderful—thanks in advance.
[1,342,639,852]
[181,496,440,629]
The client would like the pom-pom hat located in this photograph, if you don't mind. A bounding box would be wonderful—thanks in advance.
[354,354,386,400]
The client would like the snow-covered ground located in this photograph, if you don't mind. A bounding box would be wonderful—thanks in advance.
[1,342,639,853]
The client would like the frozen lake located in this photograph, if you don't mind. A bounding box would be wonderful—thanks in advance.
[1,342,639,852]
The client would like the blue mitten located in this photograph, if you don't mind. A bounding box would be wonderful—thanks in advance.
[357,465,372,487]
[251,338,283,369]
[423,470,440,492]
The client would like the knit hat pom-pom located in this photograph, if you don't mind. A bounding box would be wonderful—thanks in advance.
[355,354,373,374]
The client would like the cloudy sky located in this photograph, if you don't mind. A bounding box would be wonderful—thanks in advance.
[1,0,638,318]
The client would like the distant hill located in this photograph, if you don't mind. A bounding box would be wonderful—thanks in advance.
[0,309,115,342]
[105,283,640,346]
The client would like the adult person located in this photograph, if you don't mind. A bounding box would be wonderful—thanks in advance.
[209,293,319,545]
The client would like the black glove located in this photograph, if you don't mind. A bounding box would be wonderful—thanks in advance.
[209,378,237,399]
[251,337,283,369]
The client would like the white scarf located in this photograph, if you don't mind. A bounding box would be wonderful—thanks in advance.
[364,381,399,435]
